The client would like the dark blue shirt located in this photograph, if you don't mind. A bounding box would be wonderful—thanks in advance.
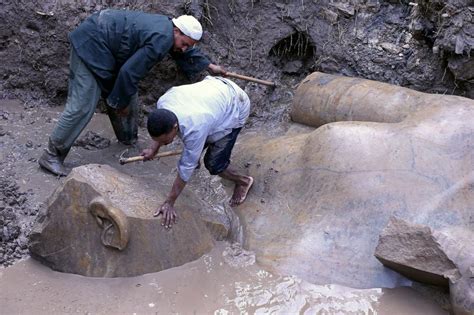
[69,9,211,109]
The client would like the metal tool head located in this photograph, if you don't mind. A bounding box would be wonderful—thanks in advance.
[119,149,129,165]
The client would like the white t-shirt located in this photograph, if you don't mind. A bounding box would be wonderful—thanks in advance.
[157,76,250,181]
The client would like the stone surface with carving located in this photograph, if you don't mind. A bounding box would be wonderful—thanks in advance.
[29,164,214,277]
[233,72,473,289]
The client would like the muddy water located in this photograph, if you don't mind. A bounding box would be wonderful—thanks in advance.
[0,99,448,313]
[0,242,446,314]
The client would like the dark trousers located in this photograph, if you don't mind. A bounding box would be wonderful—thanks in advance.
[204,128,242,175]
[50,49,138,151]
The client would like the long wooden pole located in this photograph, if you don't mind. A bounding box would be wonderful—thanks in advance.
[226,72,276,87]
[119,149,183,165]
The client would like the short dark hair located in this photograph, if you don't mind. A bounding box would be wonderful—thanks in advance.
[147,109,178,137]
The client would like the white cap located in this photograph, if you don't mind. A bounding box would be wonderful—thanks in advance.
[172,15,203,41]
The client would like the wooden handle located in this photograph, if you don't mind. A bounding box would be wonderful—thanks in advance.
[156,149,183,158]
[120,156,144,164]
[119,149,183,165]
[226,72,276,87]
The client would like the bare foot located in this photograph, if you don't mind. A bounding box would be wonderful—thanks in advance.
[230,176,254,206]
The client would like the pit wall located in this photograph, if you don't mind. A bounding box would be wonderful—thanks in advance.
[1,0,472,119]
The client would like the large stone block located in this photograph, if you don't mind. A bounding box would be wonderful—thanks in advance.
[29,164,214,277]
[290,71,473,127]
[375,218,474,315]
[232,72,474,288]
[374,217,456,287]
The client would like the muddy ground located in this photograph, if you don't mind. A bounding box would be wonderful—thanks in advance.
[0,0,472,304]
[0,242,449,314]
[0,98,454,314]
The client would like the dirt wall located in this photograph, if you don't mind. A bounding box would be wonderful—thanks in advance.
[0,0,472,119]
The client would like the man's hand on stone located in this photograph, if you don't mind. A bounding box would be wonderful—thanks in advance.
[154,201,177,229]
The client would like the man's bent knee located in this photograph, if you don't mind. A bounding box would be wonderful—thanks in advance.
[204,157,229,175]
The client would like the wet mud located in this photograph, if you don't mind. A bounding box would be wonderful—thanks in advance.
[74,130,111,150]
[0,242,447,315]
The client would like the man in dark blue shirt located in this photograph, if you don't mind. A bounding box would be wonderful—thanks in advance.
[39,9,226,176]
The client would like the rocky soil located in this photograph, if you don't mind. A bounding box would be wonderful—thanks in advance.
[0,103,45,267]
[0,177,39,267]
[0,0,473,268]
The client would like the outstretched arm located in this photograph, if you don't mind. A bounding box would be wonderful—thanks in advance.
[171,47,226,77]
[153,129,208,228]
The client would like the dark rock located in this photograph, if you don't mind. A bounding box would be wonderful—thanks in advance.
[283,60,304,74]
[9,225,20,239]
[364,0,380,13]
[2,226,10,241]
[448,56,474,82]
[322,8,338,24]
[330,2,355,16]
[380,42,401,54]
[74,131,111,150]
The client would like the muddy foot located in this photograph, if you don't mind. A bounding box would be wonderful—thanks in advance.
[230,176,254,207]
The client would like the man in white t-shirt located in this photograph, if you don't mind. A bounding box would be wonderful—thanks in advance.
[141,76,254,228]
